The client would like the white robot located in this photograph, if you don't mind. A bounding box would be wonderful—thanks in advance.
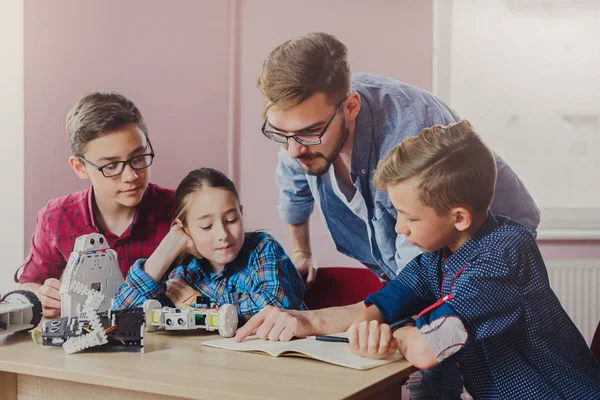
[60,233,124,319]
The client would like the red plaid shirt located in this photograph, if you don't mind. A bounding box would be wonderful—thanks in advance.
[18,183,175,284]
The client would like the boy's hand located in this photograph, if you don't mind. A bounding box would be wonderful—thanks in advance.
[165,278,199,308]
[168,220,203,260]
[38,278,62,318]
[347,320,399,359]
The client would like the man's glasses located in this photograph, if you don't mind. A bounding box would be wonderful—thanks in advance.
[79,140,155,178]
[261,97,347,146]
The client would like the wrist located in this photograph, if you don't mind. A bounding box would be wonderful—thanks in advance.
[307,310,326,334]
[166,230,188,254]
[392,325,417,351]
[390,317,416,332]
[292,250,312,259]
[352,308,372,324]
[353,303,384,324]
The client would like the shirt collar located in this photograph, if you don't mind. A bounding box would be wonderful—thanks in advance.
[130,184,154,233]
[188,256,237,281]
[442,211,499,268]
[185,233,258,279]
[86,184,153,239]
[350,91,375,178]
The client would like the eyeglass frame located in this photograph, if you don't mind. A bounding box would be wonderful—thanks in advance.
[78,139,155,178]
[261,96,348,146]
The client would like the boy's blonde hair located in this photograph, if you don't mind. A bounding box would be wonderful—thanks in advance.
[373,120,497,215]
[257,31,351,114]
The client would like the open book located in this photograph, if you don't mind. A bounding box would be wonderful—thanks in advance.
[202,333,404,370]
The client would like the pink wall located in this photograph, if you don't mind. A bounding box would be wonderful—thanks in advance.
[538,241,600,260]
[24,0,232,247]
[23,0,599,267]
[238,0,434,267]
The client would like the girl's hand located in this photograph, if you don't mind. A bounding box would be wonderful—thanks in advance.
[169,219,203,260]
[165,278,199,307]
[143,220,203,283]
[347,320,399,359]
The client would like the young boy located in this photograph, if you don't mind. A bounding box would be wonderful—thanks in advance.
[348,120,600,399]
[17,92,175,318]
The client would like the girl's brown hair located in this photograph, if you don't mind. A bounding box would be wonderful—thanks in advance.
[170,168,241,269]
[173,168,240,226]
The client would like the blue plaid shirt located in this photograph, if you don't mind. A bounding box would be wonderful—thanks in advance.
[113,232,306,323]
[366,213,600,399]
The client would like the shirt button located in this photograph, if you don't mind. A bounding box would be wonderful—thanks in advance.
[361,169,367,174]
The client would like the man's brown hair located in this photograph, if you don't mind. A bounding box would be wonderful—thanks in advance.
[373,120,497,215]
[257,31,351,113]
[66,91,148,156]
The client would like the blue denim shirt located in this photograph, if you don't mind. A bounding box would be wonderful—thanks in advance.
[276,73,541,279]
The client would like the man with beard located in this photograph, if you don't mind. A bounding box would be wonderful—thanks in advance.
[254,31,540,399]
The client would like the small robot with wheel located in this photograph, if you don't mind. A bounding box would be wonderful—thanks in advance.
[0,290,42,337]
[38,233,144,354]
[143,296,238,338]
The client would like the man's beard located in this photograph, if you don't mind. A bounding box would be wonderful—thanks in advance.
[297,120,350,177]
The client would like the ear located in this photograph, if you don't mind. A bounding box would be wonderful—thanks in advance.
[174,218,189,234]
[451,207,472,232]
[69,156,90,180]
[343,92,361,122]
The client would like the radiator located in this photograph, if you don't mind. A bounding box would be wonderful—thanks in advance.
[546,259,600,344]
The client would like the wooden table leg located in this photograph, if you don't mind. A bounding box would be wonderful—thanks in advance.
[0,371,17,400]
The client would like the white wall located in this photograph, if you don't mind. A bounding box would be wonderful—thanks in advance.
[436,0,600,237]
[0,0,24,296]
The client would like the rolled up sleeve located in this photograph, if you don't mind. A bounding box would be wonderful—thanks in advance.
[275,148,314,224]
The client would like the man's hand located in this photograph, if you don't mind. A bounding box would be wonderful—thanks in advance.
[234,305,314,342]
[165,278,198,308]
[38,278,62,318]
[347,320,399,359]
[291,252,318,289]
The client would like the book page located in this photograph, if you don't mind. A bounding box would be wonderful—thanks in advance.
[202,334,404,370]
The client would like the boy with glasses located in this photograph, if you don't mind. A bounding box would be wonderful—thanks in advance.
[249,31,541,399]
[17,91,175,318]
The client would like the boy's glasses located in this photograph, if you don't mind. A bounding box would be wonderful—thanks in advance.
[261,96,347,146]
[79,140,155,178]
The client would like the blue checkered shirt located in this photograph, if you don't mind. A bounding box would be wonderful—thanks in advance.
[113,232,306,323]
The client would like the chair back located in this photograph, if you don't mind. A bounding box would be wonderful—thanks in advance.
[304,267,385,310]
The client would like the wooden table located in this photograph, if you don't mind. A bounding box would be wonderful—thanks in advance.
[0,330,416,400]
